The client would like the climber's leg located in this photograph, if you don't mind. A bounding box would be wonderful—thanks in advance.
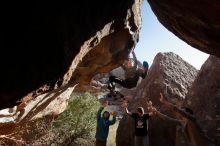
[108,76,126,97]
[122,75,139,89]
[109,76,126,88]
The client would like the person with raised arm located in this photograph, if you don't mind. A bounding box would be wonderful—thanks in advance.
[95,100,117,146]
[122,99,187,146]
[159,93,215,146]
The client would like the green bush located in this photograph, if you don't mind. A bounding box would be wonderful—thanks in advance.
[53,92,100,144]
[28,92,100,145]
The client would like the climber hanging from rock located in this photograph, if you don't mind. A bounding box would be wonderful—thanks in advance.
[108,49,149,97]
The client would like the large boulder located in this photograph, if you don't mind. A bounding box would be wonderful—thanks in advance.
[147,0,220,57]
[0,0,143,109]
[185,56,220,145]
[123,52,198,104]
[0,0,143,140]
[116,52,198,146]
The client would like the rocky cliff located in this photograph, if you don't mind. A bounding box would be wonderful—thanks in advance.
[1,0,220,115]
[148,0,220,57]
[0,0,143,141]
[116,52,198,146]
[0,0,143,110]
[185,56,220,145]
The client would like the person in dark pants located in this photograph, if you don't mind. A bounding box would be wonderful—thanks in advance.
[95,100,117,146]
[124,106,153,146]
[122,99,183,146]
[108,50,148,96]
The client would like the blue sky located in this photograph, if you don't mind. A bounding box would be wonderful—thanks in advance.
[134,1,209,69]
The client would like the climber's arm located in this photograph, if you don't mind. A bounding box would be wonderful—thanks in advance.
[132,51,138,67]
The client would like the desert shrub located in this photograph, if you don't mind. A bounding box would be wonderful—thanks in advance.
[29,92,99,145]
[53,92,99,144]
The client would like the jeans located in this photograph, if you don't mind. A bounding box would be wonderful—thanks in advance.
[135,135,149,146]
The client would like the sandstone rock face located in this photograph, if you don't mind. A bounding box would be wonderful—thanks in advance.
[0,87,76,146]
[125,52,197,104]
[0,85,76,135]
[147,0,220,57]
[116,52,198,146]
[185,56,220,145]
[1,0,143,109]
